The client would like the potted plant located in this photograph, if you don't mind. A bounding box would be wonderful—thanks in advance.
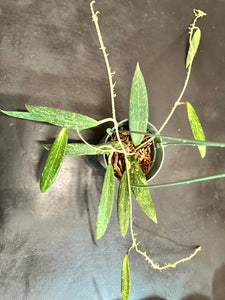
[1,2,225,299]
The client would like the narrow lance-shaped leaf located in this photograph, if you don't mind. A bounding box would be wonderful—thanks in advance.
[186,28,201,68]
[1,104,98,130]
[40,128,68,193]
[128,155,157,223]
[1,110,47,122]
[129,62,149,146]
[186,102,206,158]
[43,141,121,156]
[96,164,115,240]
[117,170,130,237]
[121,254,131,300]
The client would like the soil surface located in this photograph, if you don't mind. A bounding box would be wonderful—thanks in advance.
[106,126,152,179]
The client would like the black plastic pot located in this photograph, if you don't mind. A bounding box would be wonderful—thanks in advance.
[98,119,164,181]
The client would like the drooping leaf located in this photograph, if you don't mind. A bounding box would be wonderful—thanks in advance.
[186,28,201,68]
[128,155,157,223]
[117,170,130,237]
[129,62,149,146]
[96,164,115,240]
[186,102,206,158]
[121,254,131,300]
[43,141,121,156]
[1,105,98,130]
[40,128,68,193]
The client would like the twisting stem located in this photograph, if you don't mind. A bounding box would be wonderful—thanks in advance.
[77,130,125,154]
[136,9,206,151]
[97,117,114,125]
[90,1,127,155]
[125,154,201,269]
[157,11,202,134]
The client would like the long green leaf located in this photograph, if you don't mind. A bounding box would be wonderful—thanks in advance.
[40,128,68,193]
[1,105,98,130]
[129,62,149,146]
[186,28,201,68]
[1,110,47,122]
[121,254,131,300]
[96,164,115,240]
[43,141,121,156]
[26,105,98,129]
[128,156,157,223]
[186,102,206,158]
[117,170,130,237]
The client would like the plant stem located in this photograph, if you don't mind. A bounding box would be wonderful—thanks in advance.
[90,1,127,155]
[77,130,124,154]
[158,11,204,133]
[97,117,114,125]
[126,154,201,270]
[121,130,225,148]
[136,9,206,151]
[131,172,225,188]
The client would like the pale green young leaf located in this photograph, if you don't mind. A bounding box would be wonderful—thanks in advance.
[43,141,121,156]
[129,62,149,146]
[121,254,131,300]
[117,170,130,237]
[96,164,115,240]
[186,28,201,68]
[1,105,98,130]
[186,102,206,158]
[128,156,157,223]
[40,128,68,193]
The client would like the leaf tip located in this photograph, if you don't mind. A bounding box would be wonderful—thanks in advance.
[96,229,103,240]
[0,109,6,115]
[153,214,158,224]
[40,183,47,193]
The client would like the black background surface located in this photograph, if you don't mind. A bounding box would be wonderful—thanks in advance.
[0,1,225,299]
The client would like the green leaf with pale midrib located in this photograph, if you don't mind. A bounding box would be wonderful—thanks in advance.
[43,141,121,155]
[1,105,98,130]
[129,62,149,146]
[40,128,68,193]
[117,170,130,237]
[121,254,131,300]
[186,102,206,158]
[128,155,157,223]
[186,28,201,68]
[96,164,115,240]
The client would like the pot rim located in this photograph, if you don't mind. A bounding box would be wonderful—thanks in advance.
[98,119,164,182]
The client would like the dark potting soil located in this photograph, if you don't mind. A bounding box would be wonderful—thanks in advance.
[106,126,152,179]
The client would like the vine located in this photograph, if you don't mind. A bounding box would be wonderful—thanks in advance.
[89,1,203,271]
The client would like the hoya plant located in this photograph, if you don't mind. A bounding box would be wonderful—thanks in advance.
[1,2,225,299]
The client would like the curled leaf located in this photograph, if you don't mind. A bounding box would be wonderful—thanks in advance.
[129,63,149,146]
[186,102,206,158]
[186,28,201,68]
[40,128,68,193]
[96,164,115,240]
[121,254,131,300]
[117,170,130,237]
[128,156,157,223]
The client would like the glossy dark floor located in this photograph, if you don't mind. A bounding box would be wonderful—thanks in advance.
[0,1,225,299]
